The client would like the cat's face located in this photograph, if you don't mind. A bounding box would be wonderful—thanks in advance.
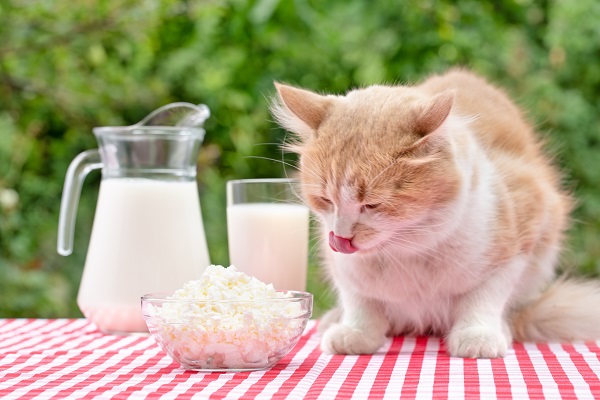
[273,84,462,254]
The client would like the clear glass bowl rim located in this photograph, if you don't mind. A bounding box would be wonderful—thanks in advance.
[141,290,313,305]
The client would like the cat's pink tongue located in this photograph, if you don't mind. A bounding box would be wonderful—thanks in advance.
[329,232,358,254]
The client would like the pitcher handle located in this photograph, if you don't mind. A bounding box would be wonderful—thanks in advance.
[57,149,103,256]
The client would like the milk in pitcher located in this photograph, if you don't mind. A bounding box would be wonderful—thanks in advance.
[78,178,210,333]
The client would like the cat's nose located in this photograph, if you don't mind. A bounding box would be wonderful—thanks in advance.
[329,231,358,254]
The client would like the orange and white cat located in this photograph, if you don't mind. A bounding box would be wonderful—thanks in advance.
[272,69,600,358]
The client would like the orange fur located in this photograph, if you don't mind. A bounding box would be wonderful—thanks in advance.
[272,69,600,358]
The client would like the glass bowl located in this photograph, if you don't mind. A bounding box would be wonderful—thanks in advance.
[141,291,313,371]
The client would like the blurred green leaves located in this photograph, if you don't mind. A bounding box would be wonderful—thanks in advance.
[0,0,599,317]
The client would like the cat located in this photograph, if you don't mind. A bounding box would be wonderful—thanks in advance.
[271,68,600,358]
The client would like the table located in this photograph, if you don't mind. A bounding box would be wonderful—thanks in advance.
[1,319,599,399]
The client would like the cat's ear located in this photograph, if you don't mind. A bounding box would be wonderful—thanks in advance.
[414,90,454,137]
[272,83,332,138]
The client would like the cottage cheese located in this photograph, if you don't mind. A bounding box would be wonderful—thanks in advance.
[147,265,308,370]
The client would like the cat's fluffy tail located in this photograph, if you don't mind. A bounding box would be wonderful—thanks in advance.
[511,277,600,342]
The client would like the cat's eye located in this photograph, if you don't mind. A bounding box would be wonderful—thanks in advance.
[361,203,380,212]
[313,196,332,209]
[319,196,333,205]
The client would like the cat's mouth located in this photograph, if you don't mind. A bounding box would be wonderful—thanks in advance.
[329,232,359,254]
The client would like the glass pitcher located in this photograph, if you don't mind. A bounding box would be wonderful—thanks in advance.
[57,103,211,334]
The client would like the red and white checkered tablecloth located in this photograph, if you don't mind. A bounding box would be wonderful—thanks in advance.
[1,319,599,399]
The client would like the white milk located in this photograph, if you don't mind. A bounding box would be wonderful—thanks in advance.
[227,203,309,292]
[78,178,210,333]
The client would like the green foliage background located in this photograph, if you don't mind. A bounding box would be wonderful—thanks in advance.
[0,0,598,318]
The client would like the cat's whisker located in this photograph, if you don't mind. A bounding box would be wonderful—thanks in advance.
[368,161,400,189]
[300,172,326,187]
[303,166,328,186]
[251,142,284,147]
[396,220,453,233]
[386,234,484,281]
[289,161,327,187]
[243,155,299,171]
[376,246,411,290]
[383,236,451,264]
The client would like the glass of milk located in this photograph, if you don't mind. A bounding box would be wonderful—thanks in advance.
[227,179,309,292]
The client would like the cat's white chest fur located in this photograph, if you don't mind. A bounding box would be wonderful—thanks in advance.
[330,209,494,335]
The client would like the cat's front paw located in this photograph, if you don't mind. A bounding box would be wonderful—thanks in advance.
[321,323,385,355]
[446,324,510,358]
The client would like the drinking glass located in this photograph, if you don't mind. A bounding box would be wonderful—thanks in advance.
[226,179,309,291]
